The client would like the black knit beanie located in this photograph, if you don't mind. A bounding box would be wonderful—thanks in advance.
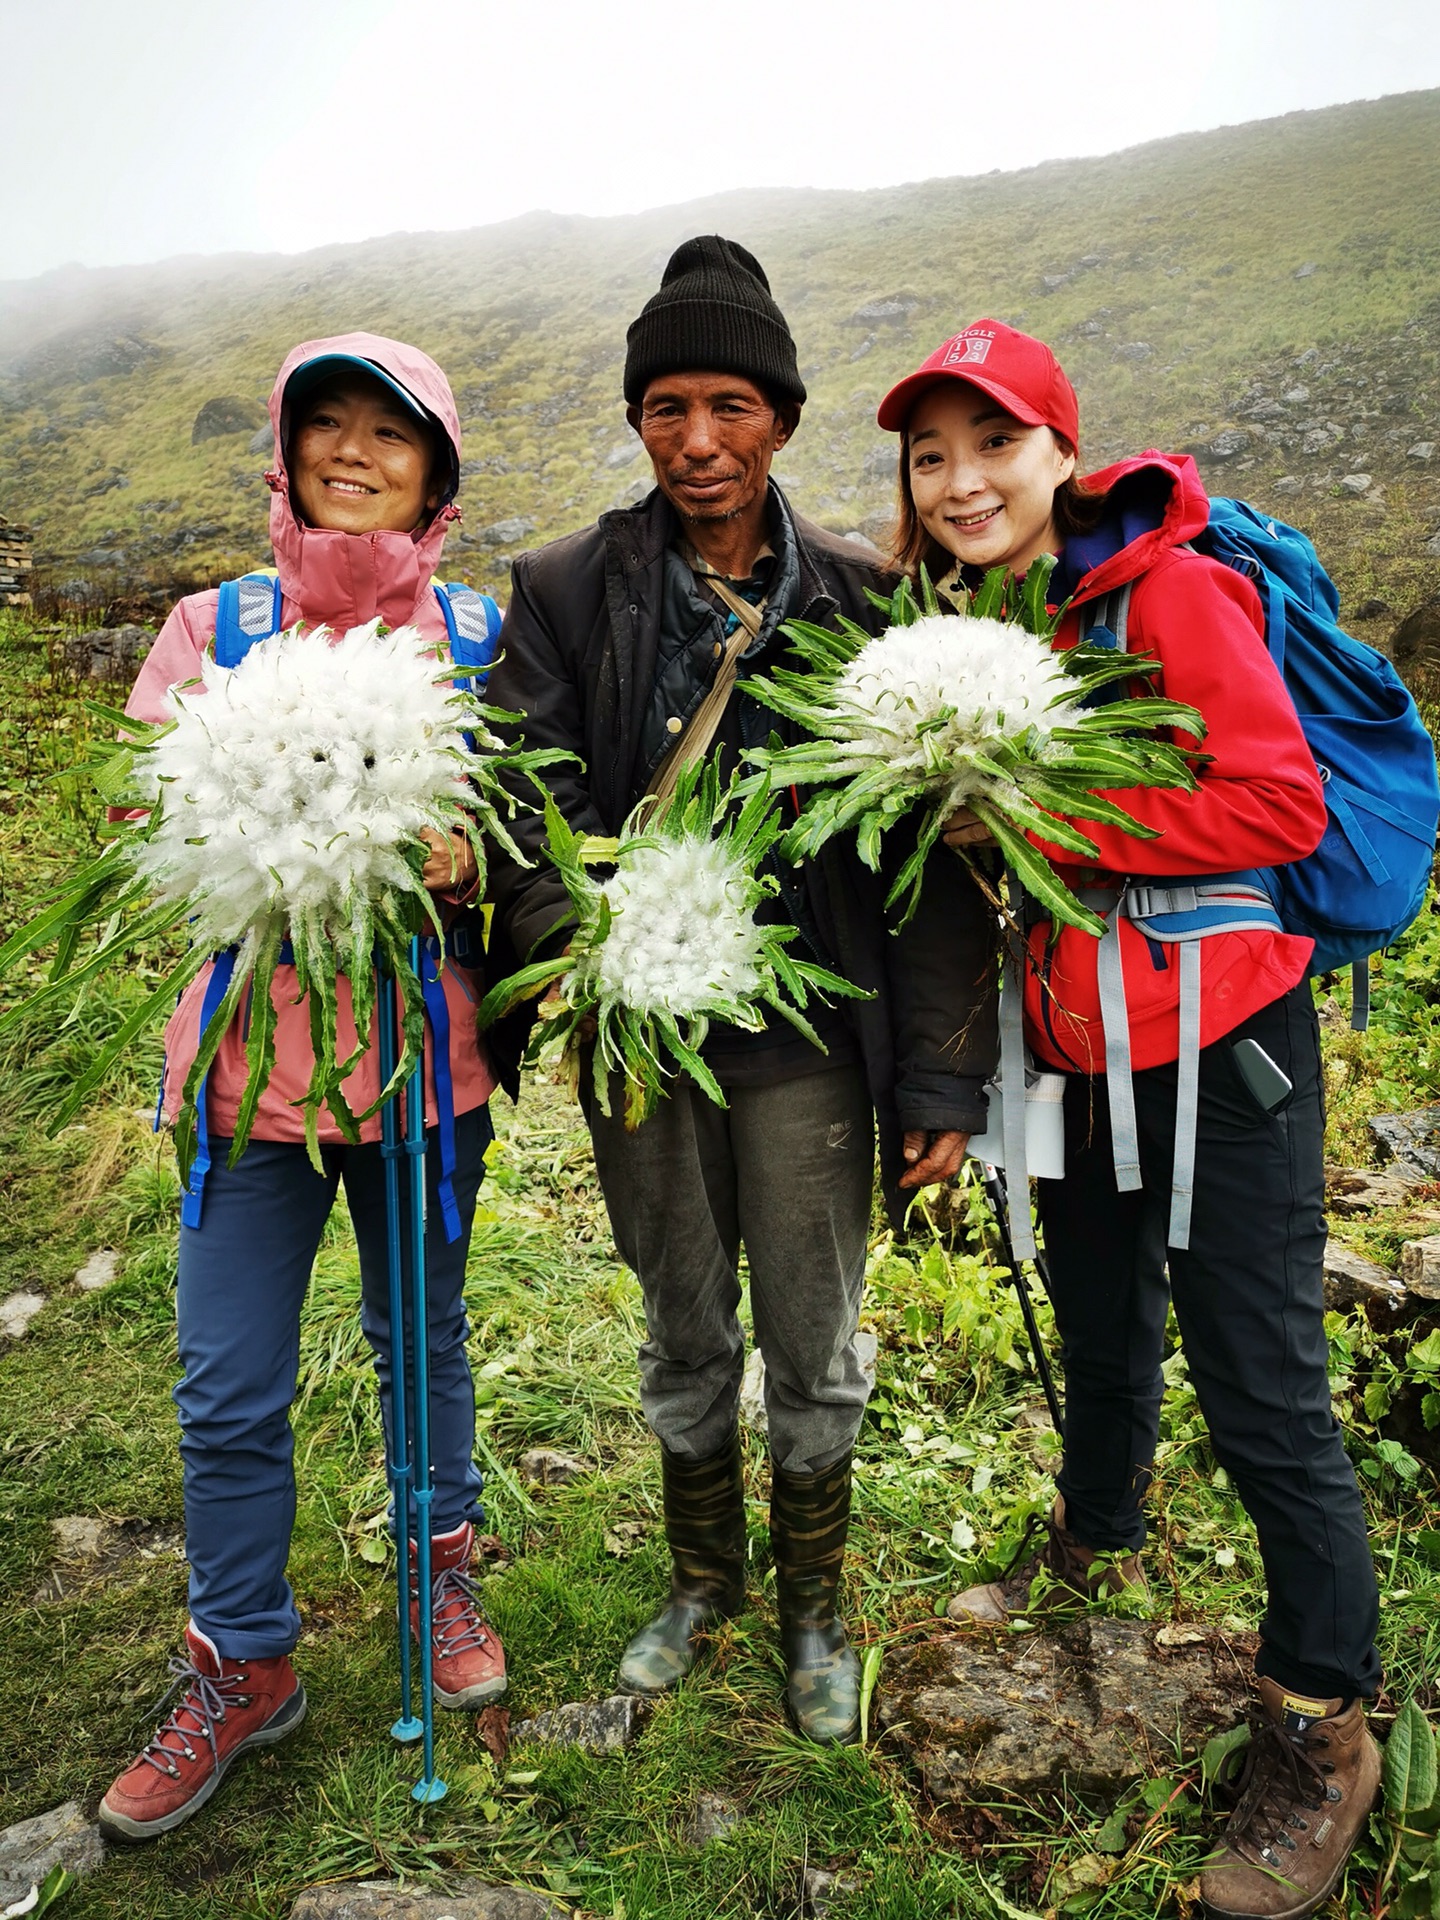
[623,235,806,408]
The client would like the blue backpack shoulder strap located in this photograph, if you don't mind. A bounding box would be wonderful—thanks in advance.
[433,581,502,692]
[214,571,283,667]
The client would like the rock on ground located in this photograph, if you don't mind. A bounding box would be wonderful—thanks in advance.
[0,1292,45,1339]
[877,1617,1253,1800]
[1326,1165,1424,1216]
[1393,599,1440,688]
[800,1866,862,1916]
[516,1448,591,1486]
[63,625,152,680]
[681,1790,741,1848]
[74,1250,120,1291]
[290,1883,566,1920]
[511,1693,653,1755]
[1371,1108,1440,1180]
[191,396,266,444]
[1401,1237,1440,1301]
[1323,1242,1409,1321]
[0,1802,106,1907]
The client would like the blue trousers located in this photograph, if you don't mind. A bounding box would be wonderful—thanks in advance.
[174,1106,493,1660]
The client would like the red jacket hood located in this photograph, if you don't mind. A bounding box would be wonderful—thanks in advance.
[1057,450,1211,607]
[262,331,464,632]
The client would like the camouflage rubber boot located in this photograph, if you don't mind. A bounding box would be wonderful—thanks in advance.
[1200,1678,1381,1919]
[617,1431,747,1696]
[771,1451,861,1746]
[947,1495,1148,1624]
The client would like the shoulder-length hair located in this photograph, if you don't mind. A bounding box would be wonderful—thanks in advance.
[887,428,1106,579]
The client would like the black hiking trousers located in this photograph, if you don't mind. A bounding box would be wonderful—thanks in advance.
[1035,982,1381,1702]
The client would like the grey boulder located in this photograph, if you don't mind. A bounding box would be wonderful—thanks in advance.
[511,1693,653,1755]
[0,1802,106,1908]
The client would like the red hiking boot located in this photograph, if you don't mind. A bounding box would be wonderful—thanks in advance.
[99,1624,306,1842]
[410,1521,507,1710]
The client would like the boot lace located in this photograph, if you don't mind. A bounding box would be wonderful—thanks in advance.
[135,1657,252,1779]
[432,1565,492,1657]
[1221,1717,1340,1866]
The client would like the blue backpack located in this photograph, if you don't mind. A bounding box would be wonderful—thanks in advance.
[1066,501,1439,1252]
[1086,501,1438,1012]
[1197,500,1438,984]
[214,570,502,691]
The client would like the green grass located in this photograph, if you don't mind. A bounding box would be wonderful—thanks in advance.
[5,604,1440,1917]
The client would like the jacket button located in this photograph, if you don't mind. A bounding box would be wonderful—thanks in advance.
[629,604,638,615]
[713,642,723,658]
[666,716,683,735]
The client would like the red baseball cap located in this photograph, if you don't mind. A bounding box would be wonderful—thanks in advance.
[877,319,1080,445]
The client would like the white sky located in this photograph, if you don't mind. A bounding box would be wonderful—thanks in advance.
[5,0,1439,282]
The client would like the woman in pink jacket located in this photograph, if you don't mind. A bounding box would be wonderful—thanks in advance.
[99,333,506,1843]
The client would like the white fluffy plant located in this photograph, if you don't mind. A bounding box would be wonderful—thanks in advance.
[478,760,868,1128]
[0,620,565,1170]
[745,557,1208,935]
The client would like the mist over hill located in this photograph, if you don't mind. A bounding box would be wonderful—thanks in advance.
[0,87,1437,640]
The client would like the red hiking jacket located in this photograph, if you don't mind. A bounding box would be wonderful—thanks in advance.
[1023,452,1326,1075]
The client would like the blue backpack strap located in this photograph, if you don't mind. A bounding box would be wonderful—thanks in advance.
[418,935,463,1246]
[433,582,502,693]
[178,947,239,1229]
[215,571,283,667]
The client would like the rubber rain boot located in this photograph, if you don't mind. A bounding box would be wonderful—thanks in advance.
[771,1450,861,1745]
[617,1429,746,1695]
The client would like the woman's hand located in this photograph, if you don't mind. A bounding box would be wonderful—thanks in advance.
[420,826,478,895]
[898,1129,970,1189]
[942,807,996,851]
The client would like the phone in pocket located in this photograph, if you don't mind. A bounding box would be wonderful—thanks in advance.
[1230,1037,1294,1113]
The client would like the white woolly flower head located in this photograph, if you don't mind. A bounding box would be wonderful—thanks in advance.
[826,613,1079,805]
[592,834,764,1017]
[133,620,472,945]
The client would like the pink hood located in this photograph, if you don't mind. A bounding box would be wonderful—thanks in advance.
[263,331,464,632]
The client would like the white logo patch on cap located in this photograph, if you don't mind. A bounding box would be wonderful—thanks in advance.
[942,331,995,367]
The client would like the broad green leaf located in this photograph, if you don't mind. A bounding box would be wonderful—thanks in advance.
[1384,1699,1438,1817]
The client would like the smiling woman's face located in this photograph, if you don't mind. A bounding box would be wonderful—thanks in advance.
[906,380,1075,575]
[288,373,440,535]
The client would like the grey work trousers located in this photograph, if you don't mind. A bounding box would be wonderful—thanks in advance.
[583,1064,875,1474]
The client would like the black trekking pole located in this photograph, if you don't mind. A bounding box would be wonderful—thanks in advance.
[980,1162,1064,1437]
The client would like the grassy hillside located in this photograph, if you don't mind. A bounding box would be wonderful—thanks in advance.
[0,88,1438,632]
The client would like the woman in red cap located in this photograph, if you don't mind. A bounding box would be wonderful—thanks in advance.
[877,322,1381,1920]
[96,333,507,1843]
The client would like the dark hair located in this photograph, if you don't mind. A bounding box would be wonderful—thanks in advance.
[887,428,1105,578]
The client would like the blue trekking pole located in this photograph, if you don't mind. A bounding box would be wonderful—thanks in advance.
[376,955,445,1802]
[402,932,446,1804]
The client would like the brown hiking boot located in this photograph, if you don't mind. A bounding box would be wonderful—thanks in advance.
[99,1624,306,1842]
[947,1497,1147,1624]
[409,1521,507,1710]
[1200,1678,1380,1919]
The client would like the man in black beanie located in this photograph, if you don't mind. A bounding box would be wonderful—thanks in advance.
[486,236,997,1744]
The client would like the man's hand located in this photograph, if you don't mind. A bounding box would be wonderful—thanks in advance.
[941,807,996,851]
[541,944,597,1042]
[899,1128,970,1189]
[420,826,478,895]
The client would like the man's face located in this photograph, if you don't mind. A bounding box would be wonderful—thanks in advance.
[630,372,794,525]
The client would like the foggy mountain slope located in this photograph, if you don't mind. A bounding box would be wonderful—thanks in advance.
[0,87,1437,625]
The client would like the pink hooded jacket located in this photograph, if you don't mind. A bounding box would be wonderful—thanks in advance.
[126,332,498,1145]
